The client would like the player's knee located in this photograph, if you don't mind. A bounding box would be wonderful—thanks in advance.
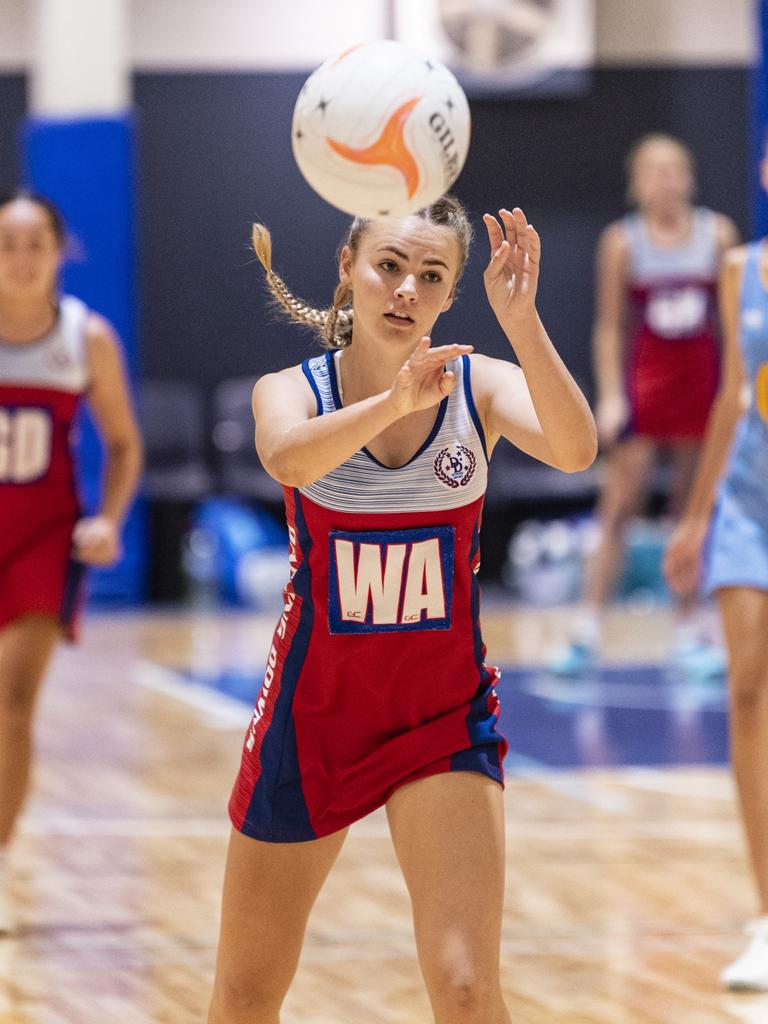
[729,659,768,713]
[430,963,498,1021]
[596,508,630,540]
[0,672,39,719]
[209,973,284,1024]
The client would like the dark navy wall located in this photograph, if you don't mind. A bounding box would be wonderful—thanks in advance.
[132,66,749,404]
[0,67,750,396]
[0,75,26,188]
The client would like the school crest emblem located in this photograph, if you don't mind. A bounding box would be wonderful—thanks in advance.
[433,443,475,489]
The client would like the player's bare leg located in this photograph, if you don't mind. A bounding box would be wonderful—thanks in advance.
[208,826,347,1024]
[666,440,701,519]
[720,587,768,909]
[668,441,702,623]
[663,441,727,678]
[552,436,656,672]
[582,436,657,609]
[0,613,60,933]
[387,771,511,1024]
[716,587,768,987]
[665,440,727,677]
[0,613,61,845]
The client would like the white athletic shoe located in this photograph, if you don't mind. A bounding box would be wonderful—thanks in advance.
[670,638,728,684]
[722,918,768,990]
[547,639,598,677]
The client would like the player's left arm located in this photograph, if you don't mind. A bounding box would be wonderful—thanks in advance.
[75,314,144,566]
[476,207,597,473]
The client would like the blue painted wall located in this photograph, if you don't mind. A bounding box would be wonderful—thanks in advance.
[23,117,146,603]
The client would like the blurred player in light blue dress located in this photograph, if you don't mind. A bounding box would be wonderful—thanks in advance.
[665,161,768,988]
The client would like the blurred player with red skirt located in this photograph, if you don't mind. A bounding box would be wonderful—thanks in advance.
[0,191,142,932]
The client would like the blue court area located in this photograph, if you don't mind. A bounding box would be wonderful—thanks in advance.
[501,664,729,769]
[173,661,730,770]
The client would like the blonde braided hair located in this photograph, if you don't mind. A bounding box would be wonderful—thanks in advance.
[252,223,353,349]
[251,194,472,351]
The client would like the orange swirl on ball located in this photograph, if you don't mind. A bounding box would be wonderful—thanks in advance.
[327,97,421,198]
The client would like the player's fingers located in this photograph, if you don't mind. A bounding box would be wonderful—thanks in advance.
[439,370,457,395]
[499,208,518,248]
[482,213,503,252]
[525,224,541,266]
[404,336,432,368]
[425,345,473,367]
[670,572,694,599]
[515,228,540,276]
[484,239,510,277]
[666,556,694,597]
[662,558,679,590]
[427,343,473,356]
[76,538,103,557]
[85,543,119,567]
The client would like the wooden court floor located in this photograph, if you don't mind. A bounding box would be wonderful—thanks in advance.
[0,606,765,1024]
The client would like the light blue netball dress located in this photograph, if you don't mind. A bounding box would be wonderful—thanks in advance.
[706,242,768,594]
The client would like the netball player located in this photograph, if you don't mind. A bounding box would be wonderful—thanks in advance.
[206,196,596,1023]
[664,148,768,988]
[0,191,142,933]
[552,134,738,677]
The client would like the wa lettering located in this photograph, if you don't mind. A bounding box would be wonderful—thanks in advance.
[334,537,446,627]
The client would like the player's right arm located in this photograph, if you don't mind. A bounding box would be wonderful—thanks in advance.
[253,339,472,488]
[592,221,630,446]
[663,245,749,596]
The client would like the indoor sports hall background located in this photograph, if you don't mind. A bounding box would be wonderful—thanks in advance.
[1,2,767,1022]
[0,0,758,610]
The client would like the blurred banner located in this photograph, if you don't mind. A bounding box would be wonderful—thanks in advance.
[394,0,594,96]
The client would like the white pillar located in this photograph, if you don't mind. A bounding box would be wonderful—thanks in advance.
[29,0,130,117]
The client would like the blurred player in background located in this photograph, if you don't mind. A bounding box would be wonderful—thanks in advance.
[552,133,739,678]
[0,190,142,933]
[207,197,596,1023]
[665,142,768,989]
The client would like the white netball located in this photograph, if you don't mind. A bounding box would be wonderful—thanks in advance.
[291,39,471,219]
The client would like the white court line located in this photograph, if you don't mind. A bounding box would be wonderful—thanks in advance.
[621,767,736,802]
[17,811,738,842]
[520,673,727,711]
[21,816,230,837]
[132,659,250,729]
[505,753,629,814]
[297,931,749,963]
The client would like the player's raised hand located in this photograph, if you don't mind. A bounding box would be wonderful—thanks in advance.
[483,207,541,322]
[389,337,473,416]
[72,515,122,566]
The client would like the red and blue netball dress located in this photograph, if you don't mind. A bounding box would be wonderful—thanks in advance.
[623,208,720,440]
[706,242,768,595]
[0,295,89,638]
[229,352,508,842]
